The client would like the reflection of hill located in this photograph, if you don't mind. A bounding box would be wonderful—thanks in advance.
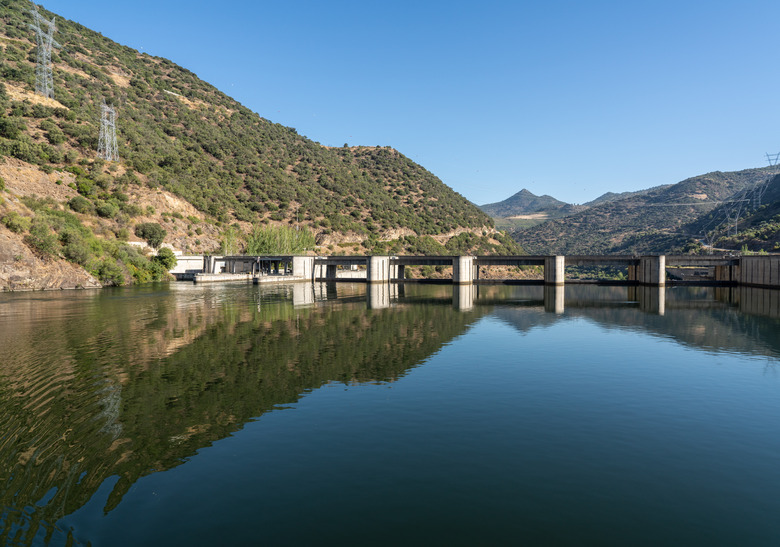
[490,286,780,358]
[0,284,486,544]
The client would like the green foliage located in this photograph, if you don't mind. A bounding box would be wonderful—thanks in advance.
[153,247,177,270]
[60,227,92,265]
[24,216,60,258]
[245,225,315,255]
[1,211,31,233]
[93,257,125,286]
[68,195,94,214]
[0,176,4,192]
[134,222,166,248]
[219,226,241,255]
[95,201,119,218]
[119,202,143,216]
[0,116,23,139]
[406,235,445,255]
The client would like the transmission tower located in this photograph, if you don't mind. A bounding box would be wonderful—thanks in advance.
[29,3,60,99]
[752,151,780,209]
[97,101,119,162]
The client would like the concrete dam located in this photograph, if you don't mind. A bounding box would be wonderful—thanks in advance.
[171,254,780,290]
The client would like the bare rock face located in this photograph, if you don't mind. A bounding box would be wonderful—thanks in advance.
[0,230,102,291]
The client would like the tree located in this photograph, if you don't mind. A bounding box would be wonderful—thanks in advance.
[245,225,315,255]
[153,247,177,270]
[134,222,167,249]
[220,226,241,255]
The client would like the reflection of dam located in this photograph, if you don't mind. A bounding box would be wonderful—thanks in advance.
[448,284,780,320]
[305,281,780,321]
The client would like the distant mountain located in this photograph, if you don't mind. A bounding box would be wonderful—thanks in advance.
[511,167,777,255]
[479,189,583,219]
[583,186,671,207]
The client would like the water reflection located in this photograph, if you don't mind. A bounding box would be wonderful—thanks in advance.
[0,283,779,544]
[0,283,484,544]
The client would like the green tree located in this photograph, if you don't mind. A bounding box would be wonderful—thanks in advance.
[153,247,177,270]
[220,226,241,255]
[245,225,315,254]
[134,222,167,249]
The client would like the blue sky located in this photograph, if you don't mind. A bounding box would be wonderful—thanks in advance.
[40,0,780,205]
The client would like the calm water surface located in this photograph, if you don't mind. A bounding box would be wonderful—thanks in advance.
[1,283,780,546]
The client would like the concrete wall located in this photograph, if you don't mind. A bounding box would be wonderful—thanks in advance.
[740,256,780,288]
[292,257,314,281]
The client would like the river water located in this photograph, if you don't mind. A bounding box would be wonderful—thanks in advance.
[1,282,779,546]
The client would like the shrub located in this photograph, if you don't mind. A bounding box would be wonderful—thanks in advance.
[0,116,23,139]
[1,212,31,233]
[60,229,91,265]
[119,202,143,216]
[94,258,125,286]
[95,202,119,218]
[24,218,59,258]
[68,195,94,214]
[134,222,166,248]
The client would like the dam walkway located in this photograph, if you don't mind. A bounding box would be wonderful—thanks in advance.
[177,254,780,289]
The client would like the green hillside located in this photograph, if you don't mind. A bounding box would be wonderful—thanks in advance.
[512,168,776,255]
[0,0,521,287]
[688,174,780,253]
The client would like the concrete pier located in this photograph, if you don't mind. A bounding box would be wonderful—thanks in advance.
[367,256,391,283]
[453,256,475,285]
[292,256,314,281]
[637,256,666,286]
[544,256,565,285]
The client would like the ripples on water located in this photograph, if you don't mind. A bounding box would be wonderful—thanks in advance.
[0,283,779,545]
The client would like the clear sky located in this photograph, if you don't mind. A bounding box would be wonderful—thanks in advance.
[40,0,780,205]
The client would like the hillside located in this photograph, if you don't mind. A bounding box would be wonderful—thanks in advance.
[512,167,776,255]
[687,173,780,252]
[0,0,519,288]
